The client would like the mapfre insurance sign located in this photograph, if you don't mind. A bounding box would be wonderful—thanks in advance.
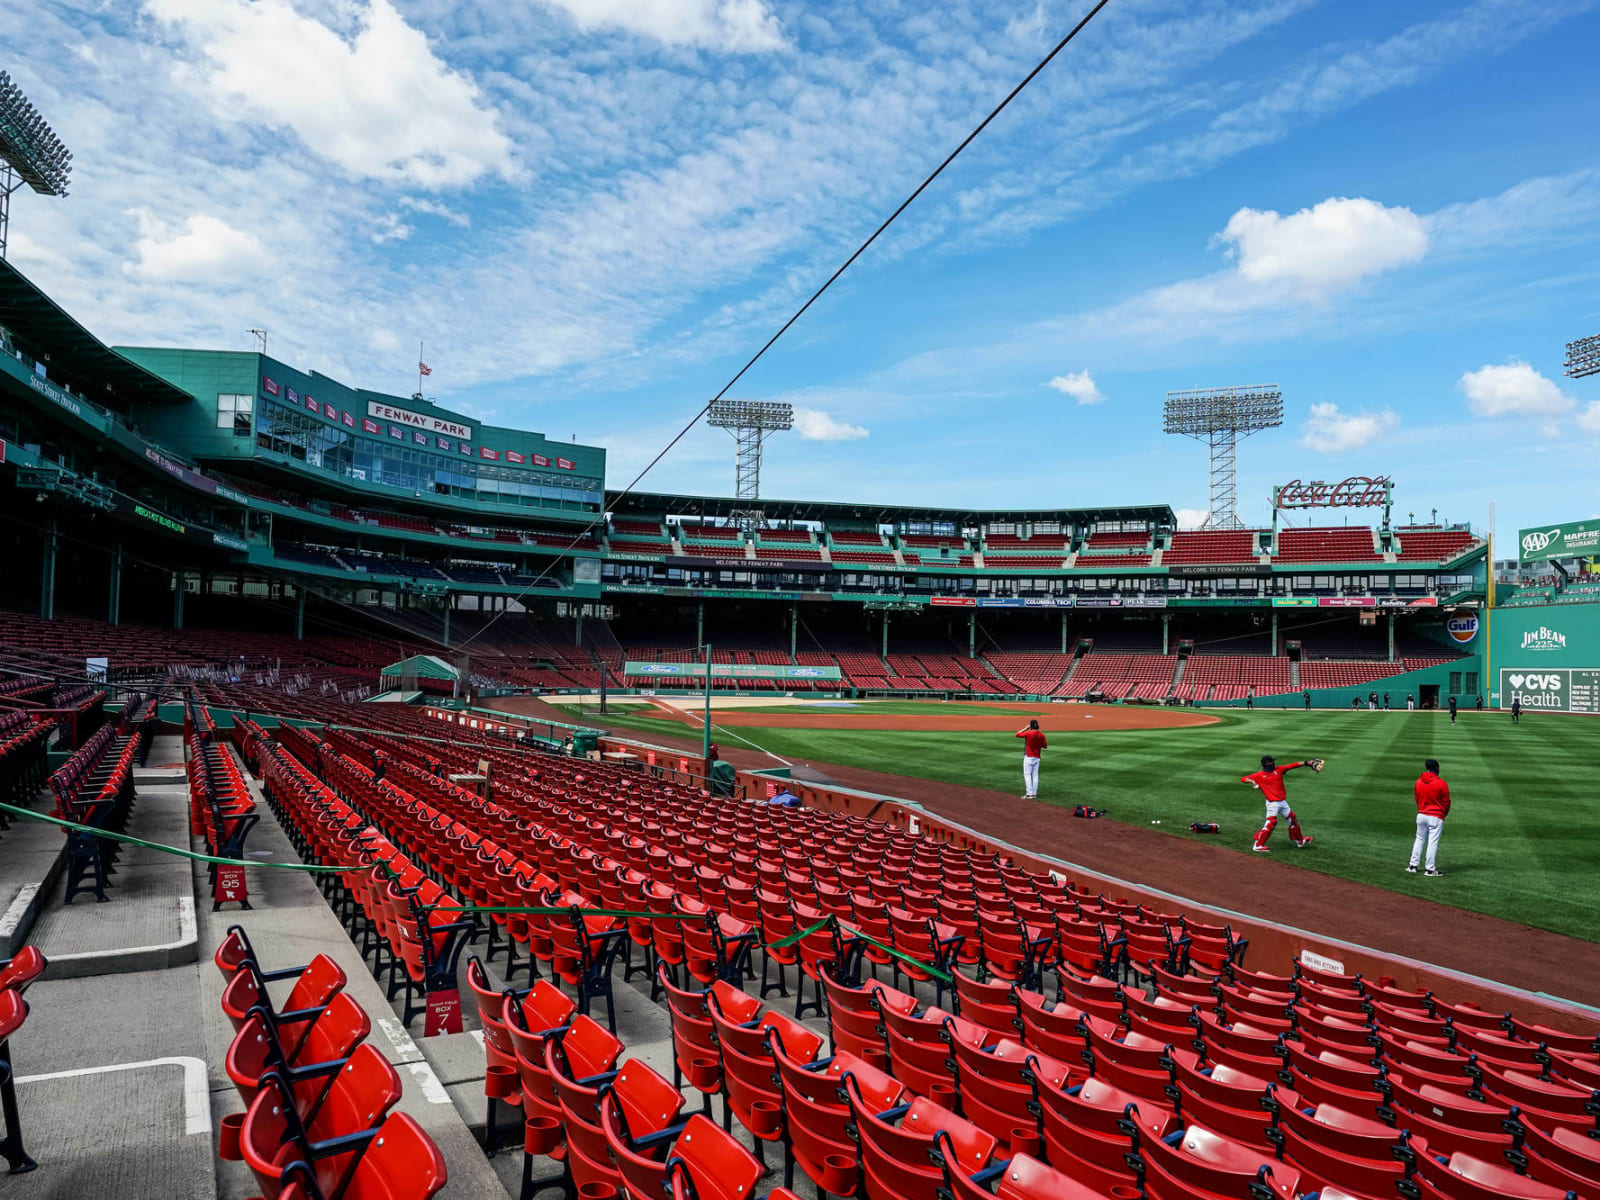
[366,401,472,441]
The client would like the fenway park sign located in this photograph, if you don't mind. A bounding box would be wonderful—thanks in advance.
[1274,476,1392,509]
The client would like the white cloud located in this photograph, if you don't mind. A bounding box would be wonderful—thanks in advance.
[540,0,784,52]
[1174,508,1210,530]
[1299,402,1399,453]
[145,0,514,188]
[399,197,472,229]
[793,408,869,442]
[1046,370,1105,405]
[1458,361,1574,419]
[1578,403,1600,435]
[370,214,414,244]
[126,212,267,282]
[1219,197,1428,301]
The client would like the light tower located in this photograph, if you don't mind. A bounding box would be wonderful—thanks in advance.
[706,399,793,529]
[1566,334,1600,379]
[0,72,73,260]
[1163,385,1283,530]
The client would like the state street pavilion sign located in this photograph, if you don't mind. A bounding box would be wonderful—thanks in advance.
[1273,476,1392,509]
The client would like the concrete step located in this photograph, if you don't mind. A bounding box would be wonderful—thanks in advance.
[0,793,66,960]
[28,781,198,978]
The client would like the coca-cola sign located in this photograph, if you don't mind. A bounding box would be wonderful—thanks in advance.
[1274,476,1391,509]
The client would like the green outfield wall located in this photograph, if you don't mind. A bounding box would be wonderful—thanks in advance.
[1487,602,1600,712]
[1198,657,1482,710]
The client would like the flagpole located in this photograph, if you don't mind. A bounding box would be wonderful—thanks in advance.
[417,340,423,398]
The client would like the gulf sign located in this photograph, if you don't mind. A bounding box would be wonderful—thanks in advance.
[1446,612,1479,645]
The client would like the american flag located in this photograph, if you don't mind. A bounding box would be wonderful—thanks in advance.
[418,361,432,376]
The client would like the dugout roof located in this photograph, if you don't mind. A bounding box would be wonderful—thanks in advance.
[608,489,1175,528]
[0,259,193,407]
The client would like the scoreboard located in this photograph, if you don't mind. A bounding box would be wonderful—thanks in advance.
[1499,668,1600,714]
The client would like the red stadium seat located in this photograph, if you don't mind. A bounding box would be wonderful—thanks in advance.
[277,1112,447,1200]
[844,1080,998,1200]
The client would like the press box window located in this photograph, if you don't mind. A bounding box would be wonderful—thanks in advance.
[217,393,253,435]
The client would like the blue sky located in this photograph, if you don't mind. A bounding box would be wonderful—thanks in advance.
[5,0,1598,537]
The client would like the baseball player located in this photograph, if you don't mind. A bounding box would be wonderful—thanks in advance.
[1016,719,1047,799]
[1407,758,1451,876]
[1242,754,1322,852]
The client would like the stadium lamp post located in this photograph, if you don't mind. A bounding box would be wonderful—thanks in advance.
[1164,386,1283,530]
[0,72,73,260]
[1566,334,1600,379]
[702,642,713,762]
[706,400,793,530]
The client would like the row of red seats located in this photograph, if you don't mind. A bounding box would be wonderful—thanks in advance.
[0,708,53,809]
[256,720,798,1200]
[48,720,143,903]
[213,925,448,1200]
[186,704,260,911]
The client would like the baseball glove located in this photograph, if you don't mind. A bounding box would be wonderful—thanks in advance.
[1309,757,1325,773]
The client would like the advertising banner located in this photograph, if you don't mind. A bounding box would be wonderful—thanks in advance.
[1273,475,1391,509]
[623,662,843,681]
[1170,563,1273,578]
[1496,668,1600,713]
[1518,519,1600,563]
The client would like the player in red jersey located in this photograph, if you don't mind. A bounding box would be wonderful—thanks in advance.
[1241,754,1323,852]
[1016,719,1047,799]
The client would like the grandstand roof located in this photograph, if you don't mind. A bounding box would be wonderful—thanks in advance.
[380,654,459,681]
[609,489,1175,527]
[0,259,192,406]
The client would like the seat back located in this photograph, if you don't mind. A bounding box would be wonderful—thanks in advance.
[940,1145,1118,1200]
[612,1058,686,1138]
[0,946,47,995]
[665,1115,764,1200]
[847,1084,996,1200]
[602,1091,673,1200]
[285,954,347,1014]
[311,1112,446,1200]
[298,992,372,1067]
[0,989,27,1042]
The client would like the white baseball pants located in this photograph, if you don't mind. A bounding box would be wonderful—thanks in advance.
[1410,814,1443,871]
[1022,755,1040,798]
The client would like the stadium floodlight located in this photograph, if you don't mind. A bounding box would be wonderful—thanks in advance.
[1566,334,1600,380]
[706,399,793,528]
[0,71,73,260]
[1164,385,1283,531]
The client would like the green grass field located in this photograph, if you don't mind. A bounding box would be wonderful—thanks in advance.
[563,701,1600,941]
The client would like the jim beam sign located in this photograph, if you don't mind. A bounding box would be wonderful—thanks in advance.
[1274,476,1392,509]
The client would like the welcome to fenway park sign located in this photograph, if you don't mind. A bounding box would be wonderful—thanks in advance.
[1273,475,1392,509]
